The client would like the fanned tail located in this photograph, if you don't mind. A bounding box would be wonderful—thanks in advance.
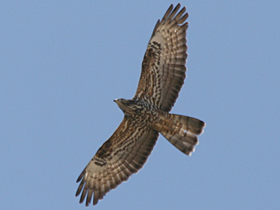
[152,113,205,156]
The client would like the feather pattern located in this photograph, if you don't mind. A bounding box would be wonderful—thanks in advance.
[134,4,189,112]
[76,4,205,206]
[76,117,159,206]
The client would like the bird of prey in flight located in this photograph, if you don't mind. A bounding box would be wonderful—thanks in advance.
[76,3,205,206]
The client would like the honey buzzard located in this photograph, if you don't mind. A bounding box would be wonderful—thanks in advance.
[76,3,205,206]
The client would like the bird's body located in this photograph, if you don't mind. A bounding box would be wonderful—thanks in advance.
[114,98,204,155]
[76,4,205,206]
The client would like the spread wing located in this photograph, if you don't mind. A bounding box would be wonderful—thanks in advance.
[75,117,159,206]
[133,4,188,112]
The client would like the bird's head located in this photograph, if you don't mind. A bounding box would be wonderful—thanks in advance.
[114,98,143,117]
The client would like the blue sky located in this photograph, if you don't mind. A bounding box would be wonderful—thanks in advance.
[1,1,280,209]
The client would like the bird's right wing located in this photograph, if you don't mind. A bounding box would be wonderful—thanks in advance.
[75,117,159,206]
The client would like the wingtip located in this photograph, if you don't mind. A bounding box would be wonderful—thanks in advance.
[76,171,84,182]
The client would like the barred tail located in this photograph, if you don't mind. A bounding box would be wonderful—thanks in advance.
[152,113,205,156]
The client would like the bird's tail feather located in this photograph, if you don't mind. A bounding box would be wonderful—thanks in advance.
[152,113,205,156]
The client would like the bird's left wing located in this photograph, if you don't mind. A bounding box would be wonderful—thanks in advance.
[75,117,159,206]
[133,4,188,112]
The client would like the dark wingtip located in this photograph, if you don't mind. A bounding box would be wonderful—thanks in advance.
[76,170,85,182]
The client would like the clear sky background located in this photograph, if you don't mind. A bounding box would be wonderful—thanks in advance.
[1,1,280,209]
